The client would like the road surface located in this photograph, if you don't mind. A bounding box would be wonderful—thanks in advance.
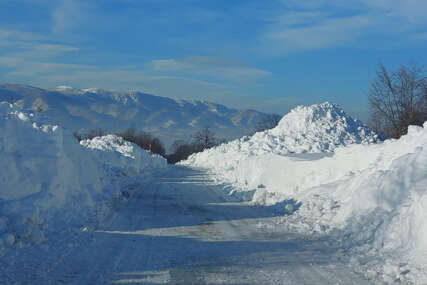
[1,166,372,284]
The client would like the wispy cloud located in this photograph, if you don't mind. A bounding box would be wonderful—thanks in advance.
[0,29,231,102]
[52,0,86,34]
[0,29,46,44]
[361,0,427,23]
[0,27,80,81]
[264,13,371,52]
[262,0,427,54]
[149,56,271,81]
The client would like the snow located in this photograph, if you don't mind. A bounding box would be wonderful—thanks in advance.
[2,98,427,283]
[81,134,139,158]
[194,102,379,158]
[182,102,427,283]
[0,103,166,256]
[55,85,74,91]
[80,134,166,171]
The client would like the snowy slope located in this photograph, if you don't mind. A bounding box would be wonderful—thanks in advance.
[182,102,381,190]
[182,102,427,283]
[0,83,271,149]
[80,134,166,170]
[0,103,166,255]
[185,102,379,161]
[279,124,427,283]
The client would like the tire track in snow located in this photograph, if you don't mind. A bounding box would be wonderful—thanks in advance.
[2,166,375,284]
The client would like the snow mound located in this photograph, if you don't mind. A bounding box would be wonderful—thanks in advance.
[0,103,166,255]
[182,102,427,282]
[267,102,379,153]
[81,134,139,158]
[279,123,427,283]
[182,102,380,189]
[185,102,379,165]
[80,134,166,170]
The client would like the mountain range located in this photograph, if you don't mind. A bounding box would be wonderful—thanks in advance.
[0,84,272,150]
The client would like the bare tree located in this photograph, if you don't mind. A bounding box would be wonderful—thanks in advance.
[369,62,427,138]
[253,114,282,133]
[166,140,197,164]
[193,126,217,149]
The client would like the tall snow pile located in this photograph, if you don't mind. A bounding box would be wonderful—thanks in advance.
[277,123,427,283]
[182,102,381,191]
[195,102,379,157]
[182,102,427,283]
[0,103,166,255]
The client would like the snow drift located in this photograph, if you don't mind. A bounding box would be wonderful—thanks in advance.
[191,102,379,157]
[182,102,381,193]
[0,103,166,255]
[80,134,166,171]
[182,102,427,283]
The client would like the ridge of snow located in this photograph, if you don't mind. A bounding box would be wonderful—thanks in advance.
[182,102,427,283]
[184,102,379,163]
[55,85,74,91]
[252,102,379,155]
[0,103,166,255]
[80,134,135,158]
[81,87,103,93]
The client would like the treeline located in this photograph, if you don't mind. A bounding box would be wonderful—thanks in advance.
[167,127,226,164]
[73,126,224,164]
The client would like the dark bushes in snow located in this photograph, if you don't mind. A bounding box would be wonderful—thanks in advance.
[116,128,166,157]
[166,127,223,164]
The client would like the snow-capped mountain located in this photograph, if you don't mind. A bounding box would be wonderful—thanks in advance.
[0,83,271,149]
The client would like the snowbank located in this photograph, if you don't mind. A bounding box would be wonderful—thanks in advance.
[0,103,166,255]
[182,102,427,283]
[182,102,381,194]
[191,102,379,158]
[283,124,427,283]
[80,134,166,171]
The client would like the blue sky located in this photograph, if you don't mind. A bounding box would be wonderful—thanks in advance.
[1,0,426,120]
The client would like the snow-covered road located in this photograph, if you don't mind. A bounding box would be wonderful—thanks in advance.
[1,166,373,284]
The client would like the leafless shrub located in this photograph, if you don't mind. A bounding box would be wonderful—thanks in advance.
[369,62,427,138]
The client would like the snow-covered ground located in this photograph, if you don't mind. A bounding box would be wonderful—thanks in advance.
[0,102,166,257]
[1,100,426,284]
[0,167,375,284]
[182,102,427,283]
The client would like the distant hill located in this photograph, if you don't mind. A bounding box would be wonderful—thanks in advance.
[0,84,272,150]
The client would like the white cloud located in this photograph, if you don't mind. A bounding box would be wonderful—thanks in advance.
[265,14,371,52]
[0,29,46,44]
[0,28,80,79]
[52,0,85,34]
[361,0,427,23]
[150,56,271,81]
[262,0,427,53]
